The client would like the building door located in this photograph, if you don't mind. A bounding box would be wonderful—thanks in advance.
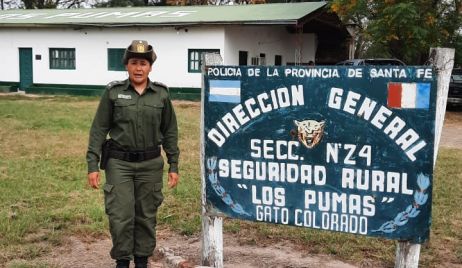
[239,51,248,66]
[19,48,33,90]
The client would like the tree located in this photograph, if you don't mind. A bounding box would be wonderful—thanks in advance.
[330,0,462,65]
[6,0,101,8]
[95,0,167,7]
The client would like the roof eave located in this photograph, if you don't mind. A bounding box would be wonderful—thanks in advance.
[297,4,328,26]
[0,20,300,28]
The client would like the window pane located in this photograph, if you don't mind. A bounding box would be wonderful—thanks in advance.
[108,48,125,71]
[188,49,220,73]
[50,48,75,69]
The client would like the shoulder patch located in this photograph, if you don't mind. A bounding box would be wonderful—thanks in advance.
[106,80,125,90]
[153,81,169,91]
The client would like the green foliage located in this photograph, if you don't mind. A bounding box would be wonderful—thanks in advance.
[22,0,57,8]
[95,0,165,7]
[368,2,437,63]
[455,37,462,67]
[330,0,462,65]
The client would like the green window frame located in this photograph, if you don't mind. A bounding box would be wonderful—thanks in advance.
[188,49,220,73]
[49,48,75,70]
[108,48,125,71]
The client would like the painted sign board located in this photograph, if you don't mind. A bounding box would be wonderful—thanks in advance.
[203,66,436,243]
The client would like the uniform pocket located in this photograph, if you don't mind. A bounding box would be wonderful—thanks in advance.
[153,182,164,208]
[103,183,115,215]
[136,182,164,219]
[114,99,136,122]
[143,103,163,126]
[144,103,164,109]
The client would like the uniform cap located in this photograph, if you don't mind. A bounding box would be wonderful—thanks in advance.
[123,40,157,65]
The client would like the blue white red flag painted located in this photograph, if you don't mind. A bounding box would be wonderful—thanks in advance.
[387,82,430,109]
[209,80,241,103]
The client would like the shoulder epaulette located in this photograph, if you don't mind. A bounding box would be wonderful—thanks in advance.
[153,81,169,91]
[106,80,125,90]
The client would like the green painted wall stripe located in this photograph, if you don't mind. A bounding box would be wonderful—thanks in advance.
[0,81,19,92]
[17,83,200,100]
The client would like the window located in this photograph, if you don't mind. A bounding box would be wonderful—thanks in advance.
[108,48,125,71]
[49,48,75,69]
[259,53,266,65]
[188,49,220,73]
[239,51,248,66]
[275,55,282,66]
[251,57,260,65]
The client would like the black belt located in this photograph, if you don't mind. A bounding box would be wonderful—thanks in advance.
[108,147,161,162]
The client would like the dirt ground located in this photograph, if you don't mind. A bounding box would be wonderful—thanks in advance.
[5,106,462,268]
[16,228,357,268]
[438,110,462,149]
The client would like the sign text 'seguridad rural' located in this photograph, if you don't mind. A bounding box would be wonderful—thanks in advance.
[204,66,435,243]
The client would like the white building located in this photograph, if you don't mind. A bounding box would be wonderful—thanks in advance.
[0,2,351,97]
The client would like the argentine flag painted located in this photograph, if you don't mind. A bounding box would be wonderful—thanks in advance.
[387,82,430,109]
[209,80,241,103]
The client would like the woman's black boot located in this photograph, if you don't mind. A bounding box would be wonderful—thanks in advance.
[134,256,148,268]
[116,259,130,268]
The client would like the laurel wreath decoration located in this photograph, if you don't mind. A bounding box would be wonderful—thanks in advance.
[372,173,430,233]
[207,157,251,216]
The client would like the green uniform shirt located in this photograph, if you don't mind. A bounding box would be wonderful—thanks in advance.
[86,79,179,174]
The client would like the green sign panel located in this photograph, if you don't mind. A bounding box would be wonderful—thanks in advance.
[203,66,435,243]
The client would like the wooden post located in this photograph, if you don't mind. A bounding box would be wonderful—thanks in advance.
[395,47,454,268]
[395,241,421,268]
[429,47,455,160]
[200,53,224,268]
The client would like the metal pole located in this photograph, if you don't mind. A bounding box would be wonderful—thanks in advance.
[395,47,454,268]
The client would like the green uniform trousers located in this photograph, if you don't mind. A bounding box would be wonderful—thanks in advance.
[103,156,164,260]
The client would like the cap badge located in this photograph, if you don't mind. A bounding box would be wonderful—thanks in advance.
[136,42,145,53]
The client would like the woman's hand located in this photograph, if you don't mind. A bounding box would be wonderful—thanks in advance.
[88,171,100,189]
[168,172,179,188]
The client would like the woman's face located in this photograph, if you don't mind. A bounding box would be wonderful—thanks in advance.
[126,58,152,86]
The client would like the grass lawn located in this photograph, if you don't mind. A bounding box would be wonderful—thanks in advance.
[0,95,460,267]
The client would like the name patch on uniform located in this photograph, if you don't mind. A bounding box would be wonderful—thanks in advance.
[118,94,132,100]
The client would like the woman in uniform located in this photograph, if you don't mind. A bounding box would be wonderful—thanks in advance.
[86,40,180,268]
